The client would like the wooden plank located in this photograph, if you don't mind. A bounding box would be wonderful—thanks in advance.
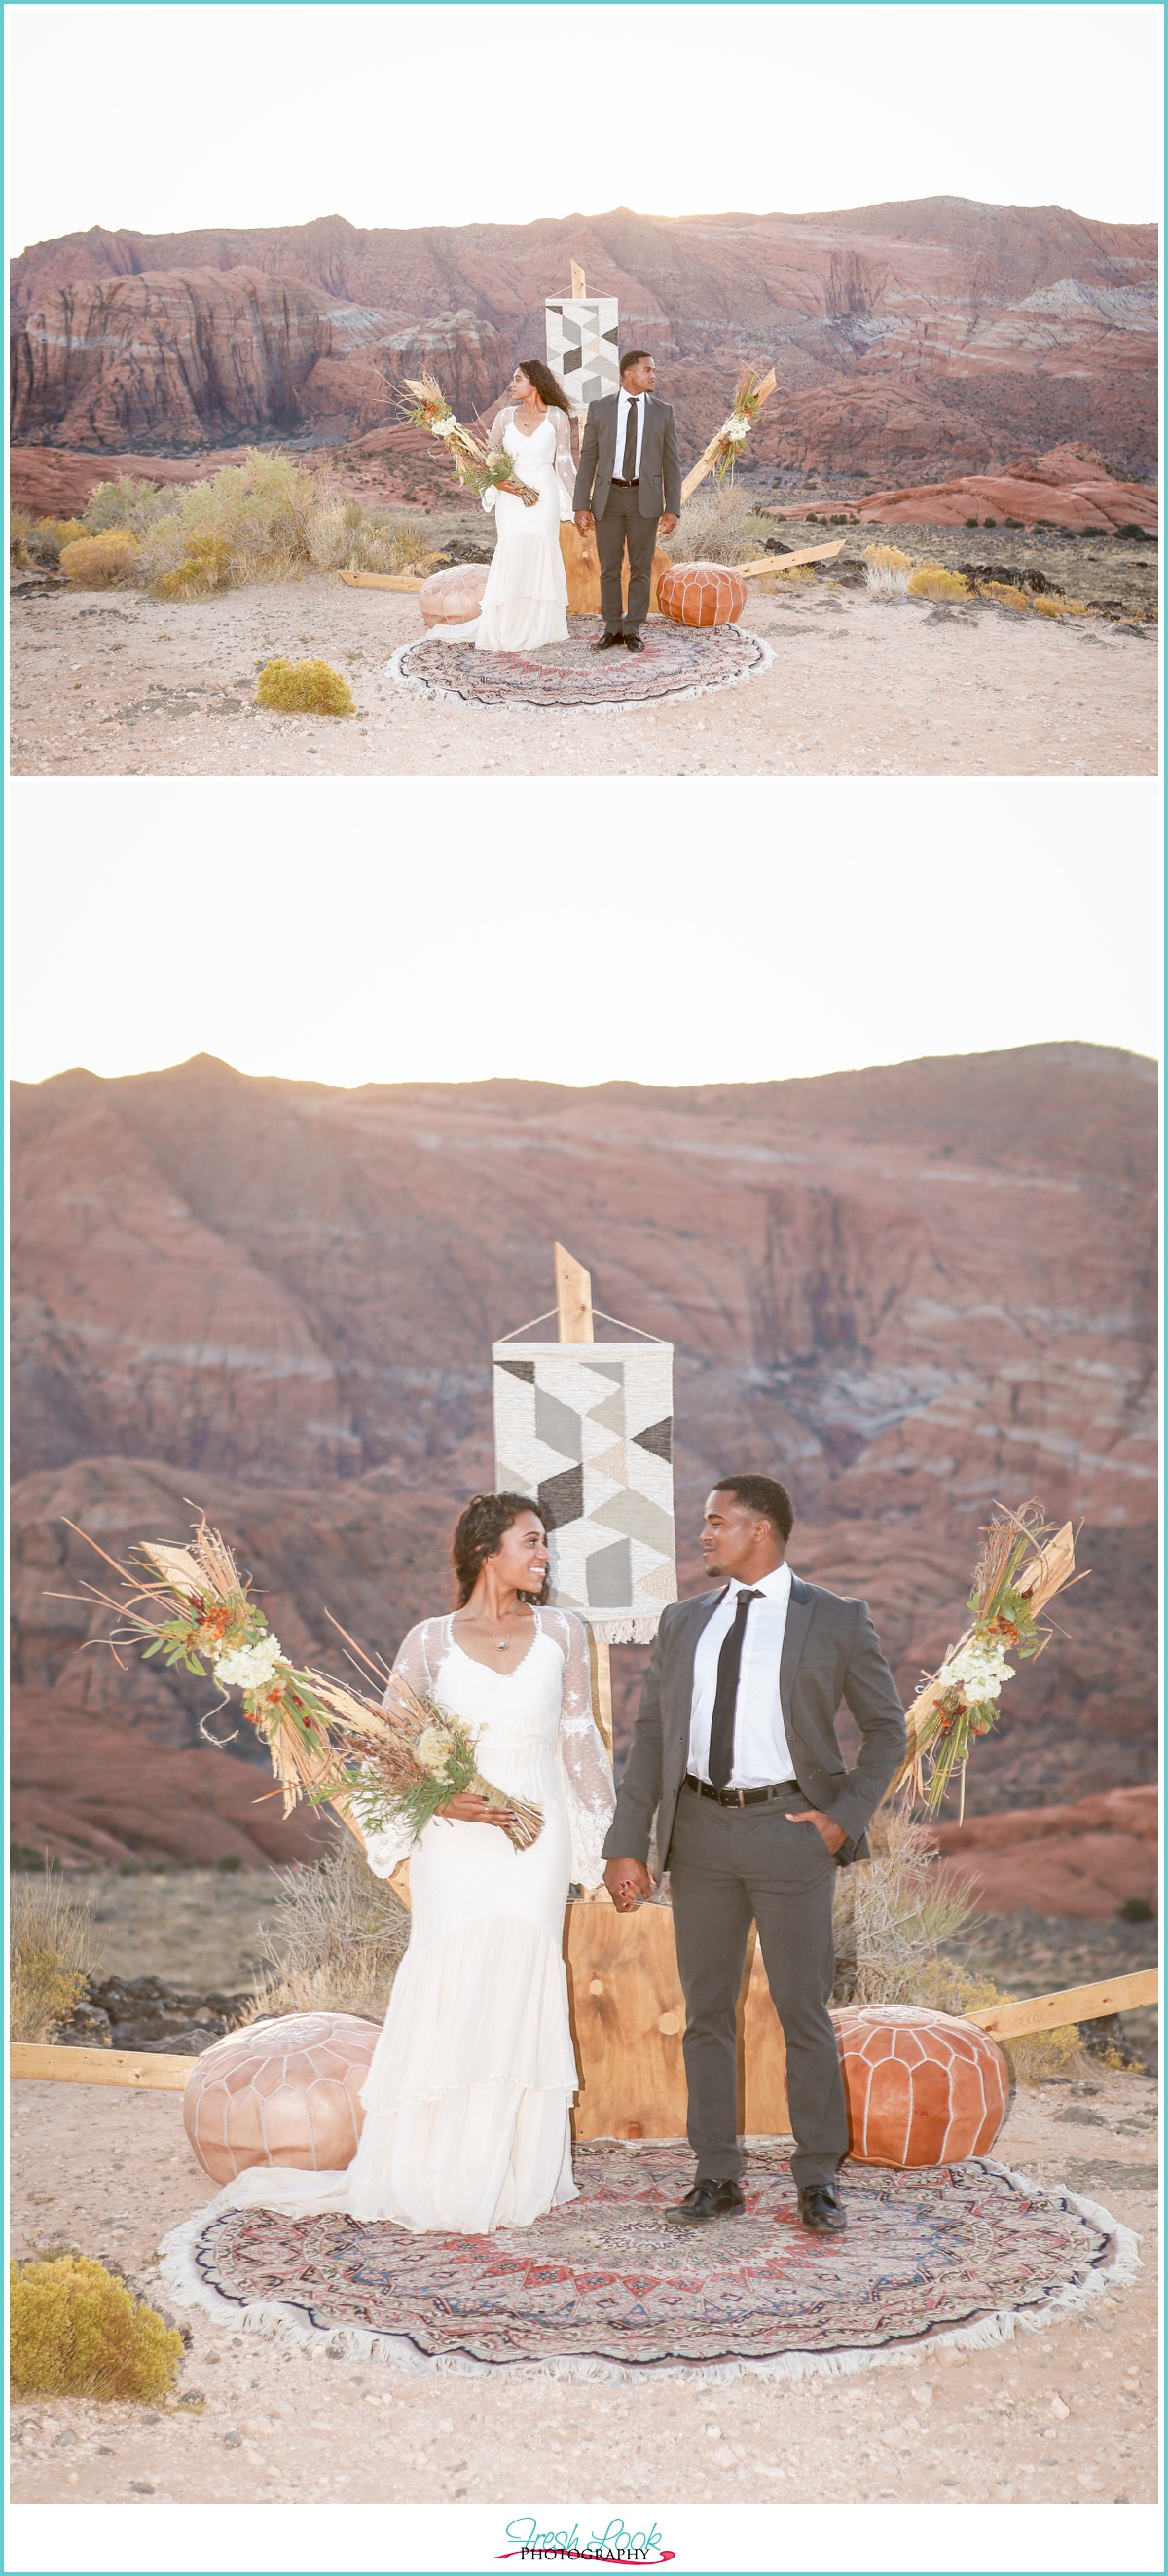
[739,540,847,576]
[570,262,587,300]
[554,1241,594,1343]
[565,1899,688,2138]
[967,1969,1158,2041]
[339,570,425,591]
[589,1627,614,1764]
[12,2042,193,2092]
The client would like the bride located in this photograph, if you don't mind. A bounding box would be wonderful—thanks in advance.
[428,360,577,652]
[214,1492,615,2234]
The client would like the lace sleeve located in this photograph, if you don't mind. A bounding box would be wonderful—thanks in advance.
[546,1609,615,1887]
[355,1618,444,1879]
[552,407,577,520]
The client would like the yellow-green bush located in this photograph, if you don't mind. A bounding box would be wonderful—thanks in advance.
[980,581,1033,614]
[11,514,91,570]
[10,2256,184,2404]
[10,1867,99,2042]
[158,534,234,599]
[1032,591,1089,619]
[84,476,173,538]
[256,657,354,716]
[59,529,138,587]
[908,562,970,602]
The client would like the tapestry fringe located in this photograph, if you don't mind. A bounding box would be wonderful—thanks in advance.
[387,631,774,715]
[156,2156,1140,2389]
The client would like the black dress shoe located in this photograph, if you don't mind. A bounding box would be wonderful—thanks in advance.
[593,630,624,650]
[624,632,644,651]
[797,2182,847,2235]
[664,2178,746,2227]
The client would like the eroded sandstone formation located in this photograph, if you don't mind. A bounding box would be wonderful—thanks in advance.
[9,1046,1155,1870]
[766,443,1158,533]
[10,197,1157,479]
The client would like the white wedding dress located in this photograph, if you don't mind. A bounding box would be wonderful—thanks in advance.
[214,1608,614,2235]
[429,404,575,652]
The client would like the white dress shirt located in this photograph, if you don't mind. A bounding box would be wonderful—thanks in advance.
[614,386,646,478]
[687,1563,796,1789]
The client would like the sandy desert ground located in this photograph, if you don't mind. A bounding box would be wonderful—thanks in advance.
[9,570,1156,779]
[9,2067,1157,2510]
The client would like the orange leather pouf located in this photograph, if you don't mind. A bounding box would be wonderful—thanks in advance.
[183,2012,381,2185]
[419,564,490,627]
[834,2004,1010,2167]
[657,561,748,628]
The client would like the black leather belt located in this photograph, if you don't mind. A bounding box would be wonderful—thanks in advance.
[610,476,639,486]
[683,1774,799,1809]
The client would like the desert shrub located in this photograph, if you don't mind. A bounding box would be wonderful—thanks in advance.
[304,497,446,578]
[862,543,911,599]
[10,2256,183,2404]
[84,477,174,538]
[59,530,138,587]
[11,1866,101,2042]
[251,1834,411,2021]
[662,484,774,566]
[768,562,817,584]
[11,515,91,570]
[255,657,354,716]
[908,562,970,602]
[157,534,234,599]
[980,581,1033,614]
[1031,591,1089,618]
[136,448,319,593]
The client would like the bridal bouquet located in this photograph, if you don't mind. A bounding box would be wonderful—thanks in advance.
[400,372,538,508]
[890,1502,1082,1821]
[56,1512,543,1853]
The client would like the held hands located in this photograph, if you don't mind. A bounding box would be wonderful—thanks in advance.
[439,1791,518,1831]
[785,1807,848,1855]
[603,1857,655,1913]
[574,510,595,533]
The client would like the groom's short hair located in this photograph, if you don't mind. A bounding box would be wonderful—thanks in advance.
[711,1474,794,1543]
[619,350,651,380]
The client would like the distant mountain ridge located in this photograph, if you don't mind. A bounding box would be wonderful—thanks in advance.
[10,198,1157,476]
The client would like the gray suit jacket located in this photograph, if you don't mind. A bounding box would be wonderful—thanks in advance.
[602,1576,906,1872]
[573,393,682,522]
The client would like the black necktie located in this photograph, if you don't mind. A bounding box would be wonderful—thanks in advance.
[621,395,639,479]
[708,1589,762,1790]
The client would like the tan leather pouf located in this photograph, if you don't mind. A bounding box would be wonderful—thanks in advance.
[834,2004,1011,2167]
[419,564,490,626]
[184,2012,382,2185]
[657,561,748,628]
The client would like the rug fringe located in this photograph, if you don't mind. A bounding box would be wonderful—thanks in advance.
[387,630,774,715]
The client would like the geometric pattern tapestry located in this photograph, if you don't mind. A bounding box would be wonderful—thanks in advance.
[492,1339,675,1642]
[545,297,620,412]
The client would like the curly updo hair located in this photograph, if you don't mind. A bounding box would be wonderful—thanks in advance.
[452,1491,549,1607]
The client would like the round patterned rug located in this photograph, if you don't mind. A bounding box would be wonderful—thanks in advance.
[160,2142,1136,2385]
[388,616,772,711]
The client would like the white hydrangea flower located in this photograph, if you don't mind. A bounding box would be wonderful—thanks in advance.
[939,1637,1014,1703]
[430,416,458,441]
[212,1635,284,1693]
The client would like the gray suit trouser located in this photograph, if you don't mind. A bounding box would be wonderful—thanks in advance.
[666,1785,849,2190]
[596,481,658,633]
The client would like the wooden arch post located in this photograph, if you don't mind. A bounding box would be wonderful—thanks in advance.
[553,1241,613,1765]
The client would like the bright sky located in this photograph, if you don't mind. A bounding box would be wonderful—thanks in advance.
[6,2,1161,248]
[7,777,1160,1090]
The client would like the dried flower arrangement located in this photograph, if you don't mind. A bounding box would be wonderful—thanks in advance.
[401,372,537,508]
[55,1514,542,1855]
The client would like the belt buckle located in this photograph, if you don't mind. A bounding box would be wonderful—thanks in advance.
[736,1788,745,1808]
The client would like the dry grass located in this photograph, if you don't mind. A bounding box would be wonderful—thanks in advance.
[249,1836,410,2022]
[85,477,177,538]
[11,1867,103,2042]
[863,543,912,600]
[255,656,355,715]
[126,451,449,597]
[10,2255,184,2404]
[662,485,776,568]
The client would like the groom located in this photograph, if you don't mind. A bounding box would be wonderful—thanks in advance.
[602,1475,906,2235]
[573,350,681,651]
